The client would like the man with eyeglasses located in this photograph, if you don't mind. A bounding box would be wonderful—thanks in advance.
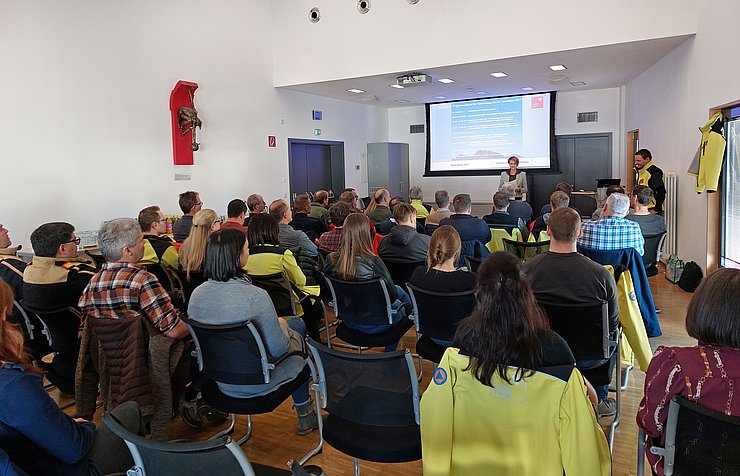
[243,193,266,227]
[22,222,97,312]
[137,206,179,270]
[172,190,203,242]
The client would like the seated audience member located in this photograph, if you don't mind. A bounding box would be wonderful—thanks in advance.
[243,193,266,227]
[531,191,570,239]
[409,186,430,219]
[172,190,202,242]
[323,213,411,352]
[0,224,26,298]
[317,201,351,253]
[309,190,330,224]
[270,199,318,257]
[503,187,533,225]
[23,222,97,310]
[626,185,667,236]
[179,209,222,280]
[137,206,179,270]
[637,268,740,476]
[0,280,146,476]
[289,194,328,242]
[421,252,609,476]
[341,187,364,212]
[592,184,625,220]
[439,194,491,261]
[409,226,476,345]
[245,214,322,341]
[378,204,431,263]
[539,182,580,216]
[376,197,427,236]
[365,188,392,225]
[187,229,318,435]
[523,207,620,417]
[578,193,645,256]
[220,199,249,235]
[425,190,453,226]
[338,190,359,211]
[483,191,524,234]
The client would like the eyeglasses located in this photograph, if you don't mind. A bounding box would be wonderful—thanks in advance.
[64,237,82,246]
[195,202,204,206]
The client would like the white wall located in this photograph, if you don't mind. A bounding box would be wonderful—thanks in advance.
[1,1,386,248]
[625,0,740,269]
[272,0,698,86]
[388,88,623,204]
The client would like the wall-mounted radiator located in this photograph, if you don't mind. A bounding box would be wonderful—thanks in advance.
[664,172,678,257]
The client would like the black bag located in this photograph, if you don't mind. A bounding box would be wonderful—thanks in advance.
[677,261,703,292]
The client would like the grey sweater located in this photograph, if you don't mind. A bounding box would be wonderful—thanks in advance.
[187,278,305,397]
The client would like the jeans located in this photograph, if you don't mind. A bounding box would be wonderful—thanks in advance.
[286,318,310,405]
[578,347,617,401]
[346,285,411,352]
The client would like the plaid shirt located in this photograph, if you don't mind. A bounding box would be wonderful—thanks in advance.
[316,228,342,253]
[78,262,180,334]
[577,216,645,256]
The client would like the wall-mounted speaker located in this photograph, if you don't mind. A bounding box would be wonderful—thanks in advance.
[357,0,371,14]
[309,7,321,23]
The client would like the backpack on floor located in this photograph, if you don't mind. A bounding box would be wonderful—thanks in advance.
[677,261,703,292]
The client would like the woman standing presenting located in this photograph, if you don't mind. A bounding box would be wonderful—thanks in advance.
[499,156,527,200]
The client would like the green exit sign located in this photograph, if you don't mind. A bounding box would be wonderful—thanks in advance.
[314,129,322,136]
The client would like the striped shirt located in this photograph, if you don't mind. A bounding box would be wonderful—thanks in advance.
[78,262,180,334]
[577,216,645,256]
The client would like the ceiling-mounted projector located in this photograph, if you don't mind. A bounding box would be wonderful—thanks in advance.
[396,73,432,87]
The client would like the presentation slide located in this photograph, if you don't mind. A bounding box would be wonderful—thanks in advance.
[427,92,554,174]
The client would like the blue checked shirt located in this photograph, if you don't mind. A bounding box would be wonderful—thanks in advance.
[577,216,645,256]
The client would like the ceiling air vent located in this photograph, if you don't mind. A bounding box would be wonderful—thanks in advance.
[410,124,425,134]
[577,111,598,123]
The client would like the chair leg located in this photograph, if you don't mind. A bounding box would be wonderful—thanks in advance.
[412,353,423,382]
[208,413,237,441]
[608,344,622,453]
[237,415,252,445]
[609,364,632,392]
[637,430,646,476]
[297,385,324,465]
[354,457,360,476]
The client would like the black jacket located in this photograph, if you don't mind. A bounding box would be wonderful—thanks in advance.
[290,213,328,242]
[377,225,430,263]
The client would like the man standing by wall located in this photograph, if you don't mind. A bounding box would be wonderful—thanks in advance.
[633,148,666,215]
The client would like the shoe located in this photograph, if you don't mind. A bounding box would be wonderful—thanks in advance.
[295,401,319,436]
[597,397,617,418]
[197,397,229,425]
[655,307,662,314]
[178,397,202,428]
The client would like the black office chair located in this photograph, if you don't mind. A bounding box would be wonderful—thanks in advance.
[637,396,740,476]
[323,275,413,352]
[406,284,475,365]
[9,299,51,367]
[306,339,421,474]
[20,302,82,396]
[102,410,290,476]
[502,238,550,261]
[642,232,667,277]
[159,264,186,306]
[174,269,207,304]
[539,301,621,451]
[424,223,440,235]
[182,316,323,465]
[464,256,483,273]
[382,260,425,292]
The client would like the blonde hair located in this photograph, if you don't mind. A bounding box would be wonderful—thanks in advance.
[179,208,219,279]
[427,225,461,269]
[331,213,374,279]
[364,189,388,217]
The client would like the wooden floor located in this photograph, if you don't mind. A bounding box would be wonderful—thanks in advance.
[56,266,696,475]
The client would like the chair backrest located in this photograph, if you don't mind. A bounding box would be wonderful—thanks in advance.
[159,264,185,303]
[642,232,667,269]
[486,227,522,253]
[174,269,206,303]
[307,339,420,427]
[9,299,50,363]
[248,272,298,317]
[502,238,550,261]
[323,275,394,326]
[181,316,271,385]
[102,411,256,476]
[382,260,425,292]
[407,284,475,342]
[19,302,81,358]
[464,256,483,273]
[538,301,610,360]
[142,263,173,293]
[424,223,440,235]
[659,396,740,475]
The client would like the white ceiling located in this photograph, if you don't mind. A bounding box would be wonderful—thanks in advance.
[278,35,693,108]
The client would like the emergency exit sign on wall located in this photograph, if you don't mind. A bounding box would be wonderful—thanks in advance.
[268,135,276,147]
[314,129,322,136]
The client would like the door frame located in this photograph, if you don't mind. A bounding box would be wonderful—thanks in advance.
[626,130,639,192]
[287,138,345,202]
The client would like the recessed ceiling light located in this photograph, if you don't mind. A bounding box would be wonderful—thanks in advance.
[549,64,567,71]
[393,99,410,103]
[438,78,455,84]
[520,86,534,91]
[434,96,447,99]
[570,81,586,86]
[490,72,508,78]
[347,88,365,94]
[476,91,488,95]
[389,84,404,89]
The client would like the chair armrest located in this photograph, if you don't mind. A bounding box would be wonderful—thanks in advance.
[269,350,309,369]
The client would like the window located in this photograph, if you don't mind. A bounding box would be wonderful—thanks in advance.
[720,107,740,268]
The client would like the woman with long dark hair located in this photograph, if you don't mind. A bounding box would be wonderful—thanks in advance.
[420,252,610,476]
[0,280,144,475]
[187,229,318,435]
